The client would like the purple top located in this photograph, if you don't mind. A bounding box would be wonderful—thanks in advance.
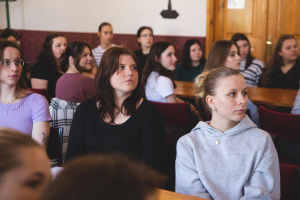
[56,73,95,102]
[0,93,52,136]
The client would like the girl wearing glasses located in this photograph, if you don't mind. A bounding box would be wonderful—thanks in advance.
[134,26,154,71]
[0,39,52,146]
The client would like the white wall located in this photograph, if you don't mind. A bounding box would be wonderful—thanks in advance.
[0,0,206,37]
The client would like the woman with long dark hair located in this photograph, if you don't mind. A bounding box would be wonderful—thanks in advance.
[0,40,51,146]
[65,46,165,171]
[259,35,300,89]
[142,41,201,120]
[56,41,95,102]
[30,33,67,99]
[175,39,206,82]
[231,33,265,87]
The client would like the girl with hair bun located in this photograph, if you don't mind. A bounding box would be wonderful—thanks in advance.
[203,40,260,127]
[176,67,280,200]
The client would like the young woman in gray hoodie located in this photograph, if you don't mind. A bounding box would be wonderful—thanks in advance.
[175,67,280,200]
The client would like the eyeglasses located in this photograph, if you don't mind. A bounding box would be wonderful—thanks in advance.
[0,59,25,69]
[141,34,153,38]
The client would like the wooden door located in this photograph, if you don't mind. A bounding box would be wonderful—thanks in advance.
[267,0,300,61]
[206,0,268,62]
[207,0,300,64]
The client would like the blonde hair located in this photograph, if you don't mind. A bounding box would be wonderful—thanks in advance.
[195,67,242,111]
[0,128,42,182]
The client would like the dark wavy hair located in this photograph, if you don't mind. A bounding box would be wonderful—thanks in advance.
[259,35,300,87]
[231,33,254,70]
[0,39,27,96]
[204,40,239,71]
[37,32,66,72]
[182,39,206,68]
[94,46,145,124]
[141,41,175,88]
[60,41,94,73]
[136,26,153,47]
[0,28,20,41]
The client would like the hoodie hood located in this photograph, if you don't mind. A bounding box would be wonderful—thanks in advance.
[192,115,257,137]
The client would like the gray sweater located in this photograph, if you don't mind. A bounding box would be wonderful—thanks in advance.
[175,115,280,200]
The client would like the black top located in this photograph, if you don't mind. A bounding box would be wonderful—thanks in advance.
[65,98,165,171]
[134,49,149,71]
[259,60,300,89]
[30,62,63,99]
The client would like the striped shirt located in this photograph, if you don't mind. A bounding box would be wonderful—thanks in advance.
[239,58,265,87]
[92,44,117,67]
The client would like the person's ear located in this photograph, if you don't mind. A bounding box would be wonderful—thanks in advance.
[278,50,283,56]
[97,31,101,38]
[206,95,216,111]
[69,56,75,65]
[137,37,141,43]
[155,55,159,62]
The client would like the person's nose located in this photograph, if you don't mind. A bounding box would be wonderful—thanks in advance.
[238,94,247,105]
[126,67,133,77]
[10,61,18,71]
[173,55,177,62]
[236,53,241,61]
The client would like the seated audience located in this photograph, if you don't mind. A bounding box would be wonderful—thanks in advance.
[204,40,260,127]
[56,41,95,102]
[30,33,67,99]
[134,26,154,71]
[231,33,265,87]
[0,128,52,200]
[0,39,51,146]
[175,39,205,82]
[142,41,201,120]
[259,35,300,89]
[291,89,300,114]
[1,28,31,87]
[92,22,117,67]
[176,67,280,199]
[65,46,165,172]
[41,153,165,200]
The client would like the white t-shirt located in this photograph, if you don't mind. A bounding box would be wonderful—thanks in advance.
[92,44,117,67]
[239,58,265,87]
[145,71,174,103]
